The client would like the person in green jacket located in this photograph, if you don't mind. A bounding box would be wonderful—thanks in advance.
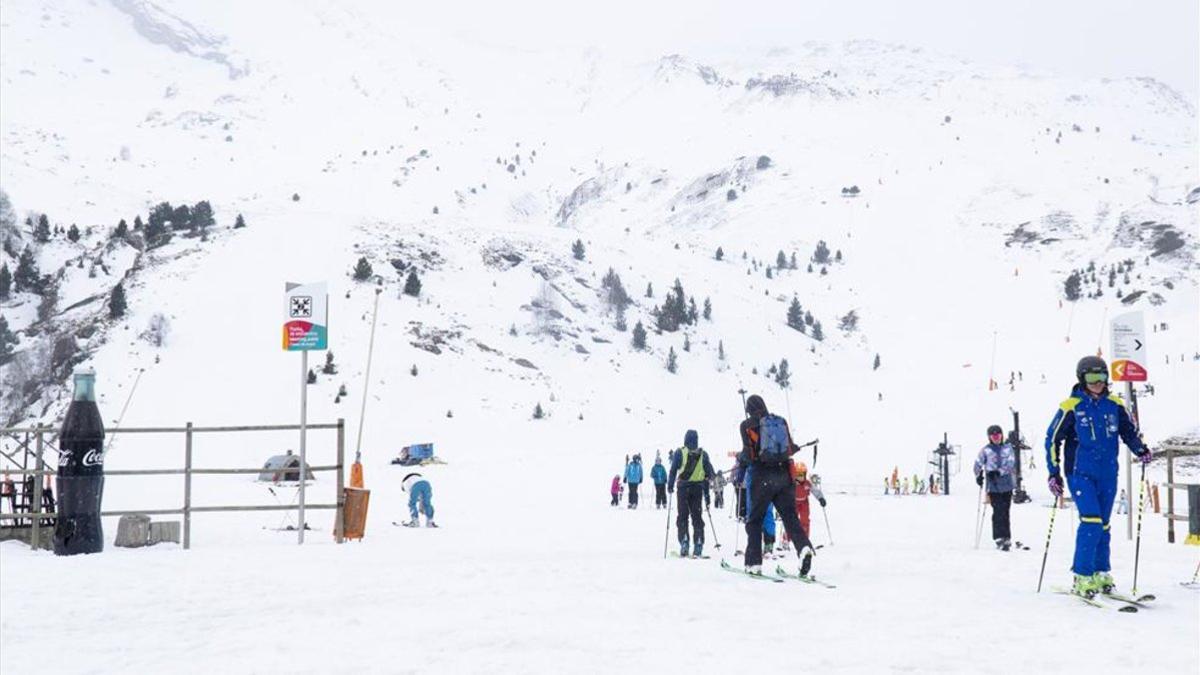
[668,429,715,558]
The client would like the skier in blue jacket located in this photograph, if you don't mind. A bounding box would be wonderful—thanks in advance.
[651,457,669,509]
[624,454,644,509]
[1045,356,1150,597]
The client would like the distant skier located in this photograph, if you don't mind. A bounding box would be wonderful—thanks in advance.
[668,430,715,557]
[401,472,437,528]
[737,394,816,576]
[651,456,668,509]
[624,454,644,509]
[610,475,621,506]
[1045,356,1150,597]
[1116,489,1128,515]
[974,424,1016,550]
[713,470,727,509]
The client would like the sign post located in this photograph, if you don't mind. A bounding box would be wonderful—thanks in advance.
[284,282,329,544]
[1110,311,1147,541]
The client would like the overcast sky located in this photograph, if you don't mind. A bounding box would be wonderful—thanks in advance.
[420,0,1199,103]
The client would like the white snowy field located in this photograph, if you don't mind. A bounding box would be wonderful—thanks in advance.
[2,454,1198,674]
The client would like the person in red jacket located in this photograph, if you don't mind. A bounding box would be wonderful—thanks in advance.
[610,475,621,506]
[784,461,828,544]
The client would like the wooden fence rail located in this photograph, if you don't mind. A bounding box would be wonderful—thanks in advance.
[0,420,346,550]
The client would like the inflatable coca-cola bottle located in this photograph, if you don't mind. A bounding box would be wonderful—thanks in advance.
[53,369,105,555]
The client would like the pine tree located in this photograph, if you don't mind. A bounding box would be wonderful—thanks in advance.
[66,224,80,242]
[353,256,373,281]
[775,359,791,389]
[806,263,813,273]
[191,200,215,233]
[645,282,653,298]
[322,351,337,375]
[109,282,127,318]
[307,369,317,384]
[715,247,724,261]
[411,364,418,376]
[787,297,803,330]
[34,214,51,242]
[683,335,691,352]
[790,252,798,270]
[572,239,585,261]
[615,306,627,332]
[766,267,773,279]
[873,353,881,370]
[820,266,828,276]
[666,346,678,373]
[632,321,647,350]
[718,340,725,361]
[533,402,545,419]
[234,213,246,229]
[812,240,831,264]
[1064,271,1082,301]
[133,215,144,231]
[687,297,698,324]
[0,314,17,364]
[14,247,39,293]
[113,219,128,239]
[702,297,712,320]
[835,250,843,262]
[171,203,192,231]
[812,320,824,341]
[404,270,422,296]
[839,310,859,332]
[804,310,814,326]
[0,263,10,300]
[776,250,787,269]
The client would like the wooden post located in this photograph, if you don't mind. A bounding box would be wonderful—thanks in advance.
[298,351,308,545]
[335,418,345,544]
[31,426,45,550]
[1166,445,1175,543]
[183,422,193,550]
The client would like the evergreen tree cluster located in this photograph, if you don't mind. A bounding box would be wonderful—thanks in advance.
[600,268,632,312]
[1063,258,1138,302]
[0,314,18,365]
[653,278,698,333]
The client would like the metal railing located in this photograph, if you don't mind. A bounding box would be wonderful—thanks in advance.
[0,420,346,550]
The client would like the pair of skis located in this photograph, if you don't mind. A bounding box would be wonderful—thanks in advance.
[670,551,712,560]
[718,559,836,588]
[1052,587,1156,613]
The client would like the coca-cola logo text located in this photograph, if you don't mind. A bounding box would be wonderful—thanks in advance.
[82,449,105,467]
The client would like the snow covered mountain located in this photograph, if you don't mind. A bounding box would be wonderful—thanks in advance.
[2,2,1199,673]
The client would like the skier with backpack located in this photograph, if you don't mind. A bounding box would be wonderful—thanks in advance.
[1045,356,1150,598]
[974,424,1016,550]
[738,394,816,576]
[651,456,669,509]
[624,454,644,509]
[668,429,715,557]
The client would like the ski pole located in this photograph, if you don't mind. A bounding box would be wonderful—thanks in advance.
[663,484,673,559]
[1036,499,1059,593]
[820,503,834,546]
[706,501,721,549]
[973,480,985,549]
[1132,462,1148,595]
[1190,559,1200,586]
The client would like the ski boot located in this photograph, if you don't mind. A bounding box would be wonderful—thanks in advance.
[746,564,763,576]
[1071,573,1101,598]
[426,520,438,528]
[693,542,703,558]
[997,538,1011,552]
[680,539,690,558]
[1092,571,1115,594]
[403,520,419,528]
[799,545,815,577]
[763,542,774,558]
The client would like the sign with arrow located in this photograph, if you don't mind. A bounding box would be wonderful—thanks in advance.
[1110,311,1148,382]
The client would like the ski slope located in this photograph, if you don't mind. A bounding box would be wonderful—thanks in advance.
[1,2,1198,673]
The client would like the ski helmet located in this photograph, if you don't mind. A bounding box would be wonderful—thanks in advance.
[794,461,808,477]
[1076,355,1108,384]
[987,424,1003,439]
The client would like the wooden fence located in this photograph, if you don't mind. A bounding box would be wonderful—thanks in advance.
[1160,443,1200,543]
[0,420,345,550]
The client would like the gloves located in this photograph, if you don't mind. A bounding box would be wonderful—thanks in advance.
[986,470,999,481]
[975,473,984,487]
[818,497,827,508]
[667,484,674,494]
[705,495,711,507]
[1047,475,1064,498]
[1137,449,1153,466]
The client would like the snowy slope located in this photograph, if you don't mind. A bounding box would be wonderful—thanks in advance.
[1,3,1198,673]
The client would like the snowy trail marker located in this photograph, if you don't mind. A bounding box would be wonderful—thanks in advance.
[284,282,329,544]
[1110,311,1147,540]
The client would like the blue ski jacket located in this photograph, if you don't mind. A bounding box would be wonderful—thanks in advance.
[973,443,1016,493]
[1045,384,1145,482]
[651,462,667,485]
[624,459,643,485]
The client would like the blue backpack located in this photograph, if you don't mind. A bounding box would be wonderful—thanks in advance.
[756,414,790,464]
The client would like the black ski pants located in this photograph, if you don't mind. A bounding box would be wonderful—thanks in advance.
[628,483,639,507]
[676,482,705,545]
[990,490,1012,541]
[655,483,668,507]
[744,465,811,566]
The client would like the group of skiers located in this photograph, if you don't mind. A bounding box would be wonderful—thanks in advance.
[884,469,940,495]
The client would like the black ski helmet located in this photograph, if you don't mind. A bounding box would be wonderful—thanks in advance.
[987,424,1003,438]
[1076,355,1108,384]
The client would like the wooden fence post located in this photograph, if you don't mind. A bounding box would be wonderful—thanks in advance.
[1166,445,1175,544]
[32,426,45,550]
[183,422,193,550]
[335,418,345,544]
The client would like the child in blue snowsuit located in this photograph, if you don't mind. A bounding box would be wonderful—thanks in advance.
[1045,356,1149,596]
[402,473,437,528]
